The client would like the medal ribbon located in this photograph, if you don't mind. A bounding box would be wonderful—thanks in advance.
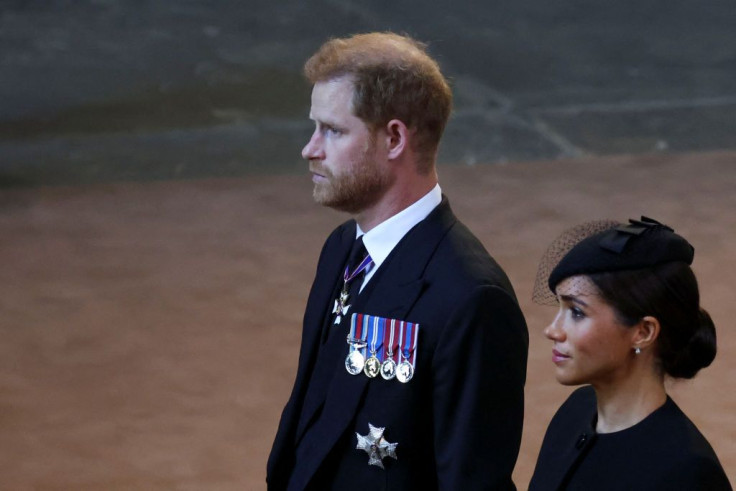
[366,315,383,356]
[383,319,397,363]
[399,321,420,366]
[343,254,374,284]
[348,313,369,355]
[408,322,419,366]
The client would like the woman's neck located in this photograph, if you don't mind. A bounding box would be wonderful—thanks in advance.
[593,370,667,434]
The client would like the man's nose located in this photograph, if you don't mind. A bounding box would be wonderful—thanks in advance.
[302,131,324,160]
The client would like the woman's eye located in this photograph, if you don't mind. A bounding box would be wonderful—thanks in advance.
[570,307,586,320]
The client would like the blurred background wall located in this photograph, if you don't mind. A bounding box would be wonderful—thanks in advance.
[2,0,735,186]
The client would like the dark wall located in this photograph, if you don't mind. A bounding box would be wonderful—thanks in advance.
[1,0,735,186]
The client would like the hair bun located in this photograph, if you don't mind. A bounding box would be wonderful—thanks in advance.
[664,308,717,379]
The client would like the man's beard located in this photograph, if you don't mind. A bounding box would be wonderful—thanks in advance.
[311,151,391,214]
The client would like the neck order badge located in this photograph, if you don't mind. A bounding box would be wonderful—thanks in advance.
[332,252,373,325]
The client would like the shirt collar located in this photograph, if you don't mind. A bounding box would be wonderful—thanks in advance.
[356,184,442,277]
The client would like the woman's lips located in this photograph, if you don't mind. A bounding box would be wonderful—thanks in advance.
[552,349,570,364]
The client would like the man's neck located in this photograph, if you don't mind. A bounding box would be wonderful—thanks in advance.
[355,175,438,233]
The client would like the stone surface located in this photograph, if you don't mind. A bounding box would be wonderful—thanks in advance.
[1,152,734,489]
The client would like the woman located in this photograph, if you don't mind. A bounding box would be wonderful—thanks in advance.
[529,217,731,490]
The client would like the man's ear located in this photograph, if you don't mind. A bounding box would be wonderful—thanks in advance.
[632,316,660,352]
[384,119,409,160]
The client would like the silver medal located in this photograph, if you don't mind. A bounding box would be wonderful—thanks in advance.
[332,288,351,325]
[380,358,397,380]
[345,350,365,375]
[396,360,414,383]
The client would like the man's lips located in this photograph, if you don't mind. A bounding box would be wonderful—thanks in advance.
[309,163,327,180]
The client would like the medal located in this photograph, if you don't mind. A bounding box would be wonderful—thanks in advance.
[396,321,419,384]
[380,358,396,380]
[380,319,397,380]
[345,313,368,375]
[396,361,414,383]
[332,253,373,325]
[363,315,382,378]
[356,423,398,469]
[364,356,380,378]
[345,350,365,375]
[332,288,350,325]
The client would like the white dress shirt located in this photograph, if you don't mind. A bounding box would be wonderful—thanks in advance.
[355,184,442,291]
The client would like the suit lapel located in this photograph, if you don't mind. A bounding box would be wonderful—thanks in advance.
[290,199,457,488]
[366,197,456,319]
[269,222,355,479]
[293,223,355,420]
[301,224,356,367]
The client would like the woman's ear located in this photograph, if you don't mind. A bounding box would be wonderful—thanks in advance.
[632,316,660,351]
[385,119,409,160]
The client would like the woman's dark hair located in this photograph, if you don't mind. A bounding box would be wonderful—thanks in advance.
[588,261,717,379]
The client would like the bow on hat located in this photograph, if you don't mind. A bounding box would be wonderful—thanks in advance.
[599,216,674,254]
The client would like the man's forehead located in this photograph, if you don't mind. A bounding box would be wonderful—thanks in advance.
[309,80,358,122]
[312,76,354,100]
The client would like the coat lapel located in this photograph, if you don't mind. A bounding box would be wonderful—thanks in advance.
[290,199,457,489]
[268,222,355,485]
[300,224,356,375]
[291,224,355,427]
[367,197,456,319]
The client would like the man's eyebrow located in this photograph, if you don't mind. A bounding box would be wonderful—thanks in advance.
[311,116,338,127]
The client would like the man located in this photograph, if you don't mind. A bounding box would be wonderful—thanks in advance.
[267,32,528,490]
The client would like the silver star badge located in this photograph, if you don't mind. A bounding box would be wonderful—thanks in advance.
[355,423,398,469]
[332,291,351,324]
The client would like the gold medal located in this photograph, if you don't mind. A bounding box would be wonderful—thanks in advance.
[364,355,380,378]
[362,316,382,378]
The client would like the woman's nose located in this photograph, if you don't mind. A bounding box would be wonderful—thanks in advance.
[544,313,565,341]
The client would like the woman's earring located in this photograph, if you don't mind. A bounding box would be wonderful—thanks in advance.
[634,347,641,355]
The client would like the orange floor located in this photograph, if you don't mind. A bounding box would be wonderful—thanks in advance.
[1,151,734,489]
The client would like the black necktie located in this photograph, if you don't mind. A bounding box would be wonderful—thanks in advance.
[347,236,369,273]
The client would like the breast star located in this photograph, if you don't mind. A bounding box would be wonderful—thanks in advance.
[355,423,398,469]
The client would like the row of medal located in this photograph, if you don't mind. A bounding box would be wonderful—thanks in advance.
[345,313,419,383]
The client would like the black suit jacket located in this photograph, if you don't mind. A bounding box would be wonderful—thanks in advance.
[268,198,529,490]
[529,386,732,490]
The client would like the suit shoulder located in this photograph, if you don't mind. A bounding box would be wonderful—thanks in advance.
[317,220,355,255]
[429,219,515,291]
[325,220,355,244]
